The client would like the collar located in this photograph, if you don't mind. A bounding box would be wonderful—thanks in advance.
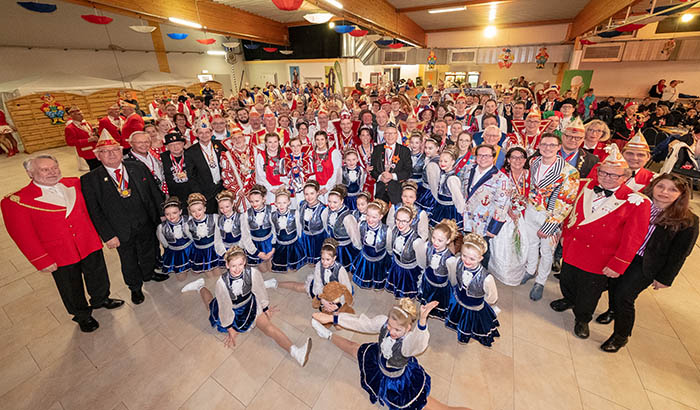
[33,181,61,190]
[104,163,123,174]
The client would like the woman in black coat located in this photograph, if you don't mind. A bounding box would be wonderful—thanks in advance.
[601,173,699,352]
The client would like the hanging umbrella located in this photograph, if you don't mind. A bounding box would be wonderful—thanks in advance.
[223,41,240,48]
[272,0,303,11]
[17,1,57,13]
[197,38,216,45]
[616,23,646,32]
[130,25,157,33]
[280,50,294,55]
[263,47,278,52]
[334,25,355,34]
[81,14,113,24]
[647,3,695,16]
[375,39,393,46]
[167,33,189,40]
[244,43,260,49]
[597,31,623,38]
[303,13,333,24]
[349,29,368,37]
[388,42,403,49]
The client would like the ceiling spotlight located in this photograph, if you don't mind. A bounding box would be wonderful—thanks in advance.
[428,6,466,14]
[484,25,497,38]
[329,22,336,28]
[681,13,694,23]
[168,17,202,29]
[206,50,226,55]
[324,0,343,9]
[303,12,333,24]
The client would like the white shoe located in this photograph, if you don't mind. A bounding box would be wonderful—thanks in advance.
[311,318,332,340]
[290,337,312,367]
[181,278,205,293]
[264,278,278,289]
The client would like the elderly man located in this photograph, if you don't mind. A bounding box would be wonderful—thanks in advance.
[473,114,507,146]
[511,107,550,156]
[64,106,99,170]
[622,132,654,191]
[211,116,229,141]
[373,109,391,144]
[310,107,338,148]
[81,133,167,305]
[1,155,123,332]
[482,125,508,169]
[120,100,144,151]
[124,131,167,194]
[98,103,124,146]
[186,122,226,213]
[551,145,651,340]
[370,126,412,204]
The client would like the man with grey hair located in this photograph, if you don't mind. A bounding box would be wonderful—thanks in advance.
[1,155,123,332]
[124,130,166,193]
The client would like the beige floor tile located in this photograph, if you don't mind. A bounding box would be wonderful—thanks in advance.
[415,322,459,381]
[47,402,65,410]
[512,284,571,358]
[246,379,309,410]
[428,372,451,405]
[646,391,698,410]
[491,282,515,358]
[212,318,301,406]
[1,349,95,410]
[0,308,59,361]
[179,377,245,410]
[567,324,651,410]
[312,356,376,410]
[0,278,34,307]
[633,289,677,338]
[3,285,61,323]
[448,342,514,410]
[0,307,11,330]
[27,320,84,370]
[0,346,39,397]
[513,337,582,410]
[626,327,700,409]
[579,389,628,410]
[24,270,57,292]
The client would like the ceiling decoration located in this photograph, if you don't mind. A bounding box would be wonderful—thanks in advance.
[333,24,356,34]
[349,29,368,37]
[303,12,333,24]
[271,0,304,11]
[129,24,157,33]
[167,33,189,40]
[81,14,113,24]
[196,38,217,44]
[17,1,57,13]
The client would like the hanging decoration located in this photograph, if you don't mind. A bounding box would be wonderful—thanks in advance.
[244,43,260,49]
[427,49,437,69]
[303,13,333,24]
[81,14,113,24]
[280,50,294,55]
[263,47,278,52]
[129,25,157,33]
[580,39,596,46]
[17,1,56,13]
[197,38,216,45]
[498,48,513,69]
[349,29,368,37]
[388,42,403,49]
[661,39,677,55]
[40,94,66,125]
[597,30,623,38]
[535,47,549,69]
[375,39,393,46]
[167,33,189,40]
[272,0,303,11]
[333,25,355,34]
[223,41,240,48]
[616,23,646,32]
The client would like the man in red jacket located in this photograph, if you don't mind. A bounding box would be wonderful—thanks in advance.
[97,103,124,147]
[64,106,99,169]
[550,144,651,339]
[1,155,123,332]
[119,100,144,151]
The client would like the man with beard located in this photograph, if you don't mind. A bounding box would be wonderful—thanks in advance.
[234,107,250,133]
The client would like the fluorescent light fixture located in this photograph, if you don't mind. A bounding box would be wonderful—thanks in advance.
[484,25,497,38]
[207,50,226,55]
[303,12,333,24]
[401,38,420,47]
[324,0,343,9]
[681,13,694,23]
[428,6,466,14]
[168,17,202,29]
[329,22,336,28]
[202,70,209,73]
[488,4,497,22]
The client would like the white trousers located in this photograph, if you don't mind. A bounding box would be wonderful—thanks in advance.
[523,205,556,285]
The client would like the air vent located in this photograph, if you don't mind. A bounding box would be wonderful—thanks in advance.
[448,49,477,64]
[581,43,625,62]
[383,50,407,63]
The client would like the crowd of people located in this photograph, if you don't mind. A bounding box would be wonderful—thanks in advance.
[2,77,699,410]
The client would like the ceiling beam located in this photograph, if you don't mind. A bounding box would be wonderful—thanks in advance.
[568,0,641,40]
[305,0,426,47]
[62,0,290,45]
[425,18,573,33]
[397,0,511,14]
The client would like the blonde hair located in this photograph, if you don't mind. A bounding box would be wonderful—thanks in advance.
[275,188,292,200]
[248,184,267,198]
[224,246,247,264]
[462,232,488,256]
[187,192,207,208]
[434,219,459,243]
[389,298,418,327]
[321,237,339,256]
[585,119,611,142]
[396,205,416,222]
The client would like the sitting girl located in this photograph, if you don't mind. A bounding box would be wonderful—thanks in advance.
[181,247,312,366]
[157,196,193,279]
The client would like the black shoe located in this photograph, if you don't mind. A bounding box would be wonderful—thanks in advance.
[600,334,629,353]
[94,298,125,310]
[550,298,574,312]
[144,273,169,282]
[574,321,590,339]
[131,289,145,304]
[553,273,561,280]
[552,260,562,272]
[595,309,615,324]
[78,316,100,333]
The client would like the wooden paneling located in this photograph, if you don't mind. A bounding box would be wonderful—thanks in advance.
[63,0,289,45]
[149,22,171,73]
[568,0,640,40]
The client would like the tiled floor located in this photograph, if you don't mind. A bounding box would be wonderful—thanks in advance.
[2,146,700,410]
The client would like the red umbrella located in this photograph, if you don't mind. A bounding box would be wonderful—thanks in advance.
[580,39,596,45]
[263,47,278,52]
[388,42,403,49]
[197,38,216,45]
[616,23,646,32]
[349,29,368,37]
[272,0,303,11]
[81,14,113,24]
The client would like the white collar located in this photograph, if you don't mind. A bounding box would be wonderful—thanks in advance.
[104,163,123,174]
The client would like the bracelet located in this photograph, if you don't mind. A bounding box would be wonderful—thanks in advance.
[417,321,427,331]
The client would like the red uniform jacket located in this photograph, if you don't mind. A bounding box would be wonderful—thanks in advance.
[121,113,145,149]
[561,179,651,275]
[98,116,123,146]
[64,121,97,160]
[1,178,103,270]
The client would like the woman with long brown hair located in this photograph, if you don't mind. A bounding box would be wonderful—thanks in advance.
[601,174,699,352]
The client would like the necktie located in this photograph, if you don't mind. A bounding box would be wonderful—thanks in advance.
[593,186,613,197]
[115,169,128,189]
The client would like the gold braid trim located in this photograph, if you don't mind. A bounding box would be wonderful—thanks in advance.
[7,195,65,212]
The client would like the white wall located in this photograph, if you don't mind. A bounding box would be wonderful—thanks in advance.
[244,59,359,88]
[427,24,570,49]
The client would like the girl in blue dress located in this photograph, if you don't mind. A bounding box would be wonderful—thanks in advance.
[417,219,459,319]
[270,188,305,273]
[325,184,360,271]
[180,247,312,366]
[157,196,193,279]
[241,184,275,271]
[415,135,440,215]
[298,180,329,265]
[385,206,425,299]
[186,193,225,275]
[311,299,470,410]
[386,181,430,241]
[445,233,500,346]
[341,147,366,211]
[351,200,392,289]
[353,191,371,225]
[215,190,242,256]
[429,145,464,227]
[408,131,425,185]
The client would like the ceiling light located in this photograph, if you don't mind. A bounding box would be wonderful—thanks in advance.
[488,4,497,22]
[168,17,202,29]
[207,50,226,55]
[202,70,209,73]
[428,6,466,14]
[484,25,497,38]
[681,13,695,23]
[329,22,336,28]
[303,12,333,24]
[324,0,343,9]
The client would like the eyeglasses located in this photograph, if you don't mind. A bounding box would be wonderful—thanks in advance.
[476,154,494,158]
[597,170,625,179]
[588,129,604,134]
[396,218,411,224]
[563,134,584,141]
[539,143,559,149]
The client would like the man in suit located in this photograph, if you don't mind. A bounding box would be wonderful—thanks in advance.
[551,144,651,340]
[1,155,123,332]
[81,132,168,305]
[97,103,124,146]
[119,100,144,151]
[64,106,99,170]
[185,122,226,213]
[370,126,412,204]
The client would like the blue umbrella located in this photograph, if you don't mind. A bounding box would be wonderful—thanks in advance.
[17,1,57,12]
[333,25,355,34]
[244,43,260,49]
[167,33,188,40]
[375,39,393,46]
[597,30,623,38]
